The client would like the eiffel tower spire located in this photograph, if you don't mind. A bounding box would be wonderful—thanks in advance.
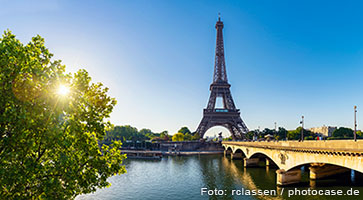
[213,15,228,83]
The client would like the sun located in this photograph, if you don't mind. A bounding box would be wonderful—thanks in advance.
[57,85,70,96]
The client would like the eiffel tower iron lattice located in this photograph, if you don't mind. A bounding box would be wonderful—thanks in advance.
[196,17,249,140]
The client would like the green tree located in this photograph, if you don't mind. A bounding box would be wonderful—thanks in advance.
[172,132,184,141]
[104,125,139,143]
[357,130,363,138]
[332,127,354,138]
[139,128,153,135]
[287,127,313,140]
[0,31,126,199]
[288,127,301,140]
[103,125,160,143]
[160,130,167,137]
[223,136,233,141]
[275,127,288,140]
[139,128,155,139]
[191,132,201,140]
[178,127,191,135]
[245,131,256,140]
[287,129,299,140]
[184,133,192,141]
[159,130,169,140]
[260,128,274,138]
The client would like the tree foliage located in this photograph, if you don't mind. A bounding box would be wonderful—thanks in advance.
[0,31,126,199]
[184,133,192,141]
[102,125,167,144]
[244,127,287,141]
[245,131,255,140]
[104,126,199,143]
[171,127,200,142]
[287,128,302,140]
[287,127,314,140]
[159,130,168,139]
[357,130,363,138]
[261,128,274,138]
[191,132,201,140]
[275,127,288,140]
[178,127,191,135]
[172,132,184,141]
[331,127,354,138]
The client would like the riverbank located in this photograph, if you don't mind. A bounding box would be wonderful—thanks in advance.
[163,150,223,156]
[121,150,224,159]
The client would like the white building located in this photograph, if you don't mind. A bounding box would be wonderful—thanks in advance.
[310,126,337,137]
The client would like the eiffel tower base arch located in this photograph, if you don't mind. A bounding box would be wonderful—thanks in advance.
[196,110,247,140]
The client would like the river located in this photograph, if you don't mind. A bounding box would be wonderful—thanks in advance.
[76,155,363,200]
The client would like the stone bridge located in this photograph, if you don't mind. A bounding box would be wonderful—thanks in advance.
[222,140,363,185]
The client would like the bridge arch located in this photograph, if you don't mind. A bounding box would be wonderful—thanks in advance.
[232,147,245,154]
[285,161,361,173]
[224,146,232,152]
[234,148,247,157]
[223,146,233,156]
[228,148,246,160]
[249,152,280,168]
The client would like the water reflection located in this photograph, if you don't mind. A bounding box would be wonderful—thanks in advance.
[199,156,236,200]
[220,157,283,200]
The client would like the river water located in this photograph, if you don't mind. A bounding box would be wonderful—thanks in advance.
[76,155,363,200]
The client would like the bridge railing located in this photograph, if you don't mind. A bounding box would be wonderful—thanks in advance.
[222,140,363,153]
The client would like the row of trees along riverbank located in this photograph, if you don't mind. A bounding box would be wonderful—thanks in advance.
[102,125,363,146]
[101,126,201,146]
[242,127,363,141]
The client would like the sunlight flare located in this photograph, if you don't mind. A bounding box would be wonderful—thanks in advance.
[57,85,70,96]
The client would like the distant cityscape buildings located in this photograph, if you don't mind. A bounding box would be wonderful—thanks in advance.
[309,126,337,137]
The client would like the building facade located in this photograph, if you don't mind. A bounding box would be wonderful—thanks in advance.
[309,126,337,137]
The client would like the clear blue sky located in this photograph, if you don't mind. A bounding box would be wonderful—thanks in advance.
[1,0,363,136]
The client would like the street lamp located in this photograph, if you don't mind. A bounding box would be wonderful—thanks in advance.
[354,106,357,142]
[300,116,304,142]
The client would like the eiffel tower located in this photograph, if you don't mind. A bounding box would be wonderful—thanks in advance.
[196,16,249,140]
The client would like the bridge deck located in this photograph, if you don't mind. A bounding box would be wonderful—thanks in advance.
[223,140,363,154]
